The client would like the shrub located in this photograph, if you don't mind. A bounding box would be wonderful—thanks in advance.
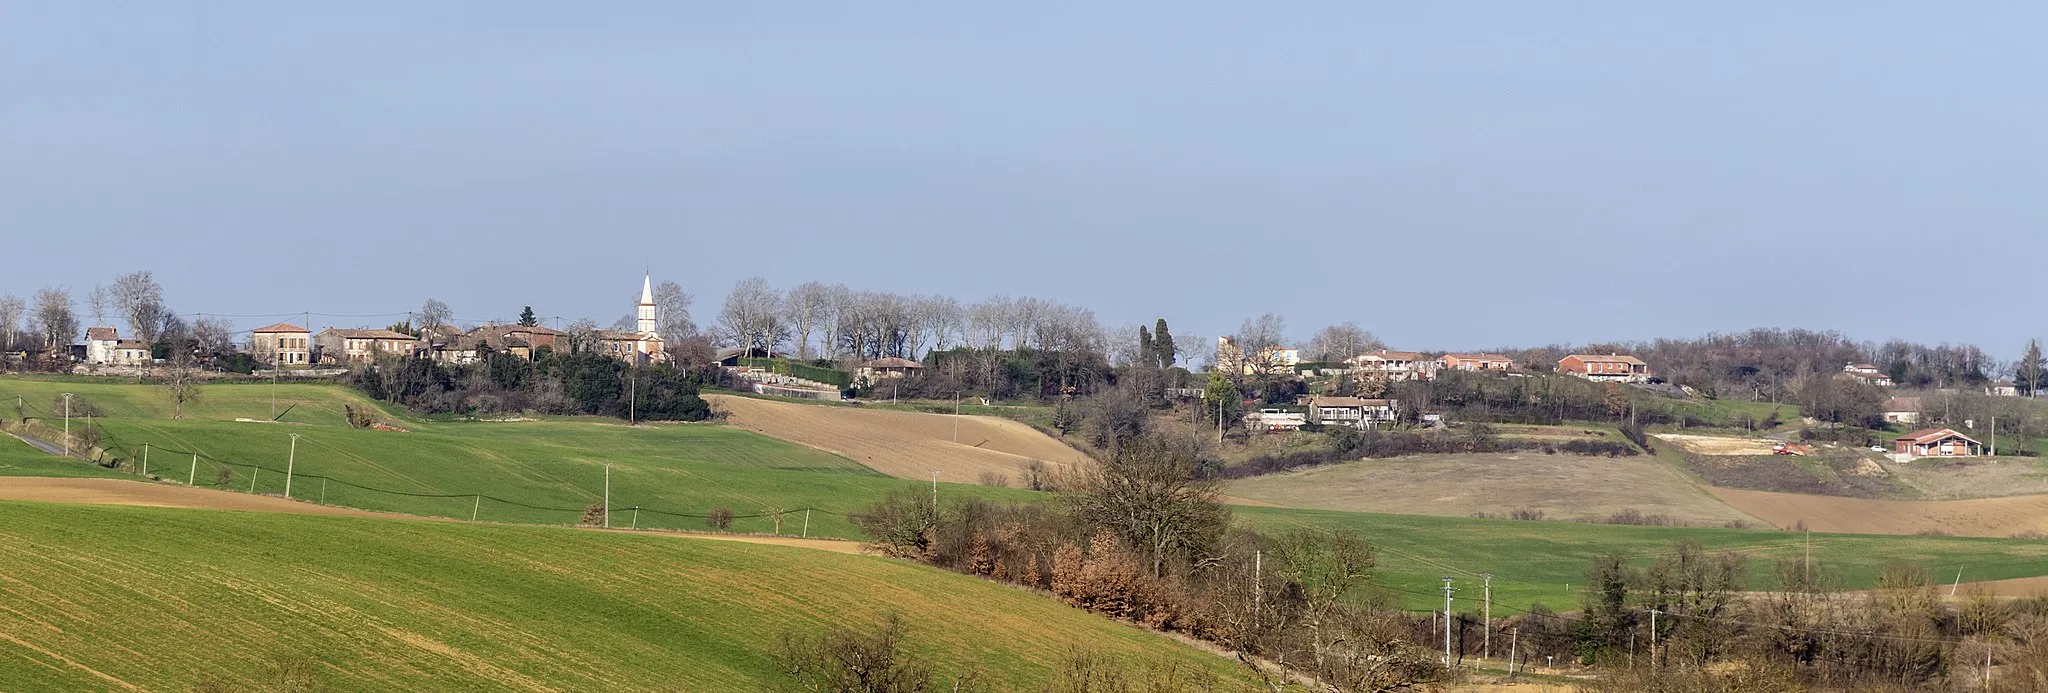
[707,506,734,530]
[579,502,607,527]
[977,472,1010,488]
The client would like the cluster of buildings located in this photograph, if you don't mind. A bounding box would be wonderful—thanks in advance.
[81,276,672,369]
[1216,337,1653,384]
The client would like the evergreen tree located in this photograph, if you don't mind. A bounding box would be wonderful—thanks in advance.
[1153,318,1176,369]
[518,306,539,327]
[2020,338,2046,397]
[1137,326,1154,369]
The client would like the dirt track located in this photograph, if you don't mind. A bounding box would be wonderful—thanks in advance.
[0,477,864,554]
[1710,486,2048,537]
[707,394,1089,482]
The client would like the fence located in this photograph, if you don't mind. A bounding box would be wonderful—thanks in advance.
[1,391,857,538]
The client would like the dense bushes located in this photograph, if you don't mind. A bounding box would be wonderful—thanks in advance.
[345,351,710,422]
[1216,428,1638,480]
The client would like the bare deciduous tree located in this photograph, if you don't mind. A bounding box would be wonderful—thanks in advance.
[191,316,235,355]
[0,295,24,351]
[1307,321,1382,363]
[783,281,833,359]
[110,270,166,343]
[653,280,695,338]
[414,299,453,332]
[161,343,202,419]
[86,285,109,327]
[32,288,77,349]
[717,277,787,354]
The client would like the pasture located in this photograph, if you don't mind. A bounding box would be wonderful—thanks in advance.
[1221,452,1757,526]
[0,377,1034,538]
[1237,506,2048,613]
[0,500,1252,691]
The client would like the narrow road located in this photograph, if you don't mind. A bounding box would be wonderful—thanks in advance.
[5,429,71,457]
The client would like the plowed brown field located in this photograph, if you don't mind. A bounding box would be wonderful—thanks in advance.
[1710,486,2048,537]
[707,394,1089,481]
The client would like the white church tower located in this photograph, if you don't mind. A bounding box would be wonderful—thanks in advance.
[637,273,658,338]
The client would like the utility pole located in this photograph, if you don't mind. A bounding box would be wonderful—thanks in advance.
[142,443,149,476]
[188,453,197,486]
[1483,574,1493,660]
[283,433,300,499]
[1509,628,1519,679]
[603,463,611,528]
[1649,608,1660,674]
[271,371,278,420]
[1442,577,1455,667]
[803,509,810,538]
[953,391,961,443]
[1253,549,1263,619]
[472,494,481,521]
[930,470,940,509]
[628,371,637,425]
[61,393,72,457]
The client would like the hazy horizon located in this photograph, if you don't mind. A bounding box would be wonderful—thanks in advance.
[6,3,2043,356]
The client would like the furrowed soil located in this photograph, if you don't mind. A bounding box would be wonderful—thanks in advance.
[1222,453,1759,526]
[707,393,1089,481]
[1659,433,1783,456]
[1708,486,2048,537]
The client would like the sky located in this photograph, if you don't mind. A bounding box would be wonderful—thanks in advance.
[3,2,2043,355]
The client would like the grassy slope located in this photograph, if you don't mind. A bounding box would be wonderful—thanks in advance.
[0,377,1032,537]
[13,377,2048,620]
[1239,506,2048,612]
[0,501,1252,692]
[0,434,128,479]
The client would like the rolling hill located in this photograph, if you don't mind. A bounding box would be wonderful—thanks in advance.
[0,377,1035,538]
[0,500,1256,691]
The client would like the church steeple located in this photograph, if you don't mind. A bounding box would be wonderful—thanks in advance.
[636,273,658,337]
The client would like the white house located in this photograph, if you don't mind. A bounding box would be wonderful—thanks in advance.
[84,327,120,364]
[1347,350,1436,381]
[1307,395,1400,429]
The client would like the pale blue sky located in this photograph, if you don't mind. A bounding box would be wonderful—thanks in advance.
[4,3,2042,353]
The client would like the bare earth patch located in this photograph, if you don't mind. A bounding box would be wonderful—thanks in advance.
[707,394,1089,482]
[1709,486,2048,537]
[1659,434,1783,456]
[1222,453,1759,526]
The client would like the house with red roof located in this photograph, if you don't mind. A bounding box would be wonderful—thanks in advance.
[1893,428,1982,458]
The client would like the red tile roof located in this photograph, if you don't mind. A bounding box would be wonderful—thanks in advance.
[1564,353,1648,366]
[323,328,416,340]
[1896,428,1979,445]
[85,327,119,341]
[251,322,309,334]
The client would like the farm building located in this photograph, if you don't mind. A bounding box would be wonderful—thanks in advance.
[1987,380,2021,397]
[1245,409,1307,432]
[1882,397,1923,425]
[1307,395,1400,429]
[1893,428,1983,458]
[1439,353,1515,371]
[1347,350,1436,381]
[859,357,924,381]
[1558,353,1652,383]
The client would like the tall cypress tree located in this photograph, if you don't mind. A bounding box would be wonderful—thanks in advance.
[1137,326,1155,369]
[1153,318,1176,369]
[518,306,539,327]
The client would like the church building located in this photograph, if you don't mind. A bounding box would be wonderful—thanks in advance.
[596,274,668,365]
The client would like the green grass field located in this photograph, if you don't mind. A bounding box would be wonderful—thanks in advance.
[0,433,129,479]
[1238,506,2048,613]
[12,376,2048,622]
[0,377,1033,537]
[0,500,1253,692]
